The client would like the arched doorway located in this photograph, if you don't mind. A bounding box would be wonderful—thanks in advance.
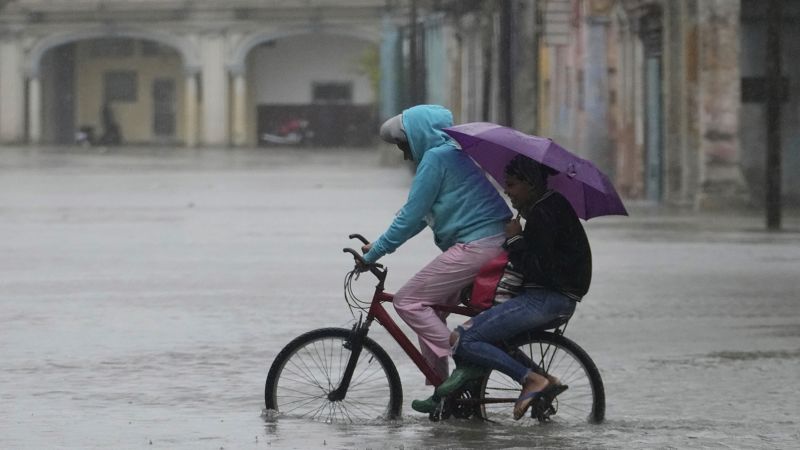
[27,29,198,146]
[232,30,380,148]
[40,38,183,145]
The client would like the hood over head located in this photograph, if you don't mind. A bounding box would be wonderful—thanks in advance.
[379,113,406,145]
[400,105,454,161]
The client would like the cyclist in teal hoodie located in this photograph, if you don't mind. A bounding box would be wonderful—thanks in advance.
[361,105,511,403]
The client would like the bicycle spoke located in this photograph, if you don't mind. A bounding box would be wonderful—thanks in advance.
[343,397,387,417]
[303,343,335,387]
[479,332,603,425]
[280,364,328,390]
[266,331,401,423]
[283,395,328,415]
[305,398,331,420]
[292,347,330,391]
[329,402,347,423]
[351,366,389,388]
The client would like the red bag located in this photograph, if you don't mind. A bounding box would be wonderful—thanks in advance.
[468,252,522,310]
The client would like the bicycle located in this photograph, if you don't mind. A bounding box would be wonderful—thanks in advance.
[264,234,605,424]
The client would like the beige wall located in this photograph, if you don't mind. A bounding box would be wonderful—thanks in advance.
[245,33,376,147]
[74,40,185,144]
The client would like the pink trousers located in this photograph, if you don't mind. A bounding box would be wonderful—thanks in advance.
[393,233,505,383]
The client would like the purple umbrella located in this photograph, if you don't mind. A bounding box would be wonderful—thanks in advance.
[444,122,628,220]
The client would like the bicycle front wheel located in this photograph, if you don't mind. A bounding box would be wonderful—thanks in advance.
[479,331,605,425]
[265,328,403,422]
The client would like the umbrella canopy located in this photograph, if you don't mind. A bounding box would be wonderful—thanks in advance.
[444,122,628,220]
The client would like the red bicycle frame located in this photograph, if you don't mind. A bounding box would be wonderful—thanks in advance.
[364,286,480,387]
[343,235,481,387]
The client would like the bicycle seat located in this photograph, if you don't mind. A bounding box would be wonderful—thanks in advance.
[537,314,570,331]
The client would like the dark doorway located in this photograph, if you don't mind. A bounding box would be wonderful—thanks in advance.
[256,104,375,147]
[152,78,176,138]
[42,44,76,145]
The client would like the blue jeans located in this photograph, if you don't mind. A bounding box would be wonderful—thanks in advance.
[453,288,576,384]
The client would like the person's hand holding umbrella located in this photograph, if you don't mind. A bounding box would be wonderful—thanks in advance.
[505,215,523,238]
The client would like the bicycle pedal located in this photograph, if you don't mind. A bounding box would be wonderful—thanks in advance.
[428,399,447,422]
[532,402,556,422]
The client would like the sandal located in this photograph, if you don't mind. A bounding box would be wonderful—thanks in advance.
[513,383,568,420]
[513,391,542,420]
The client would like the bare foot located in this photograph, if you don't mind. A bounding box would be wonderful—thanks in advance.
[545,373,561,385]
[513,372,551,419]
[521,372,550,396]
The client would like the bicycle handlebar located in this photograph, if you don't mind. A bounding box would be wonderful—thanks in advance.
[343,234,385,284]
[342,248,384,269]
[348,234,370,245]
[342,248,368,265]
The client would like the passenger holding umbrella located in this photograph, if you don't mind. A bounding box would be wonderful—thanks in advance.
[412,123,626,418]
[419,155,592,419]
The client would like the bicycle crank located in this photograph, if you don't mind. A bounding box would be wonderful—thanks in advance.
[532,397,558,422]
[428,381,484,422]
[427,398,448,422]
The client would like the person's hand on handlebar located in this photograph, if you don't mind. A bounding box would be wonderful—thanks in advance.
[355,243,372,272]
[354,259,369,273]
[344,234,381,274]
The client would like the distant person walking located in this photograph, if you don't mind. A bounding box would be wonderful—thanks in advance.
[99,102,122,145]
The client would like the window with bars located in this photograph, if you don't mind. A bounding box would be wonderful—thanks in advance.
[312,82,353,104]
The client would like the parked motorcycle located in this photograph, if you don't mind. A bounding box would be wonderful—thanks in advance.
[260,118,314,145]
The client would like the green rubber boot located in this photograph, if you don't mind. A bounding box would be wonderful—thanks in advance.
[411,394,440,414]
[434,365,489,398]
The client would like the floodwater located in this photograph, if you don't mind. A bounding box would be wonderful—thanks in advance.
[1,146,799,449]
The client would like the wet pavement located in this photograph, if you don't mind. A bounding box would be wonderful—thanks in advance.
[1,146,799,449]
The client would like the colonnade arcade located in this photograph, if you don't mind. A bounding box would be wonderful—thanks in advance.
[5,24,379,147]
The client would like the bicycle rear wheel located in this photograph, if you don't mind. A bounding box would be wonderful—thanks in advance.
[479,331,605,425]
[265,327,403,422]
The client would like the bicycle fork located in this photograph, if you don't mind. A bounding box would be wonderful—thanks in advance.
[327,314,371,402]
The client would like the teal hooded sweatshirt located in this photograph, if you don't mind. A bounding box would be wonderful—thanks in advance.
[363,105,512,264]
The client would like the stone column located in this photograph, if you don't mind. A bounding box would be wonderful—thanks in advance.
[584,1,613,177]
[662,0,700,206]
[696,0,746,208]
[200,33,230,147]
[230,69,247,147]
[0,38,26,143]
[512,0,540,134]
[184,70,199,147]
[27,75,42,144]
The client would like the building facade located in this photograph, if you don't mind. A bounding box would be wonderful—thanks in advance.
[2,0,796,208]
[378,0,797,208]
[0,0,387,147]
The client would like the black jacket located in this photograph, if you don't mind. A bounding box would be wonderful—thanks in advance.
[503,191,592,301]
